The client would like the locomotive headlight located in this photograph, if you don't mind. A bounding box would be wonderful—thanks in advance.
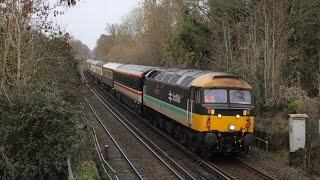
[236,114,240,119]
[217,114,222,118]
[229,124,236,131]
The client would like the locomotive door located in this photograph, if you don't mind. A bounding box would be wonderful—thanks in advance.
[187,88,195,128]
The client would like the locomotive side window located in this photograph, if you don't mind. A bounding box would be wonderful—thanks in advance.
[194,90,201,103]
[229,90,251,104]
[148,70,161,79]
[204,89,227,103]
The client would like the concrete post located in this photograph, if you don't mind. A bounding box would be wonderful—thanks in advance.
[104,145,109,160]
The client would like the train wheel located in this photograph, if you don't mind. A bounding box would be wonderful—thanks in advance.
[152,118,158,127]
[180,131,189,145]
[137,105,144,117]
[174,126,181,140]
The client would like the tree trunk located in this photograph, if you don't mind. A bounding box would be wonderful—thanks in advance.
[222,21,229,69]
[264,4,268,101]
[16,15,22,93]
[271,7,276,99]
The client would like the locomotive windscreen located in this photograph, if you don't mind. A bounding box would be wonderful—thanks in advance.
[204,89,228,103]
[229,90,251,104]
[202,89,252,105]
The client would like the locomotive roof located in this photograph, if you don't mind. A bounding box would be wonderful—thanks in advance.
[115,64,155,77]
[148,68,252,89]
[103,62,123,70]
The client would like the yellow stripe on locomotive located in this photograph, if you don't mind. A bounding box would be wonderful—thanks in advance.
[191,113,254,133]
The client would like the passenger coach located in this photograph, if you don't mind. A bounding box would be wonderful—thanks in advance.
[101,62,122,93]
[113,64,154,112]
[86,59,106,82]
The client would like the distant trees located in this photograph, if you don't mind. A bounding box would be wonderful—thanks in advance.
[94,0,320,114]
[93,34,112,60]
[71,39,91,60]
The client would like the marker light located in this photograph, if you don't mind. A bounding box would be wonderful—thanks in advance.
[207,109,215,115]
[236,114,240,119]
[246,120,251,129]
[243,109,252,116]
[229,124,236,131]
[218,114,222,118]
[206,118,211,129]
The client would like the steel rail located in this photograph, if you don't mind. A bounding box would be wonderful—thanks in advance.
[92,129,119,178]
[86,84,196,180]
[91,83,235,180]
[237,160,276,180]
[92,134,113,180]
[81,111,118,180]
[84,98,144,180]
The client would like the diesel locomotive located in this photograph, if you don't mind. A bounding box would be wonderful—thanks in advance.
[85,59,255,156]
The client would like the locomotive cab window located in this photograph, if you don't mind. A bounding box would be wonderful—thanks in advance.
[229,89,251,104]
[203,89,227,103]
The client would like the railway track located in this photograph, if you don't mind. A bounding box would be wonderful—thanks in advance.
[238,160,276,180]
[85,86,196,180]
[87,83,234,180]
[81,112,119,179]
[87,81,276,180]
[85,98,144,179]
[212,158,276,180]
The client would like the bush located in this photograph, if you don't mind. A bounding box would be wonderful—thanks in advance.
[287,100,302,114]
[75,161,100,180]
[0,95,87,179]
[311,144,320,175]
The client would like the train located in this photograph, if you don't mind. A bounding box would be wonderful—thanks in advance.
[85,59,255,156]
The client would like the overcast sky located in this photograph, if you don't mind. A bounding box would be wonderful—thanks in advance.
[53,0,140,50]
